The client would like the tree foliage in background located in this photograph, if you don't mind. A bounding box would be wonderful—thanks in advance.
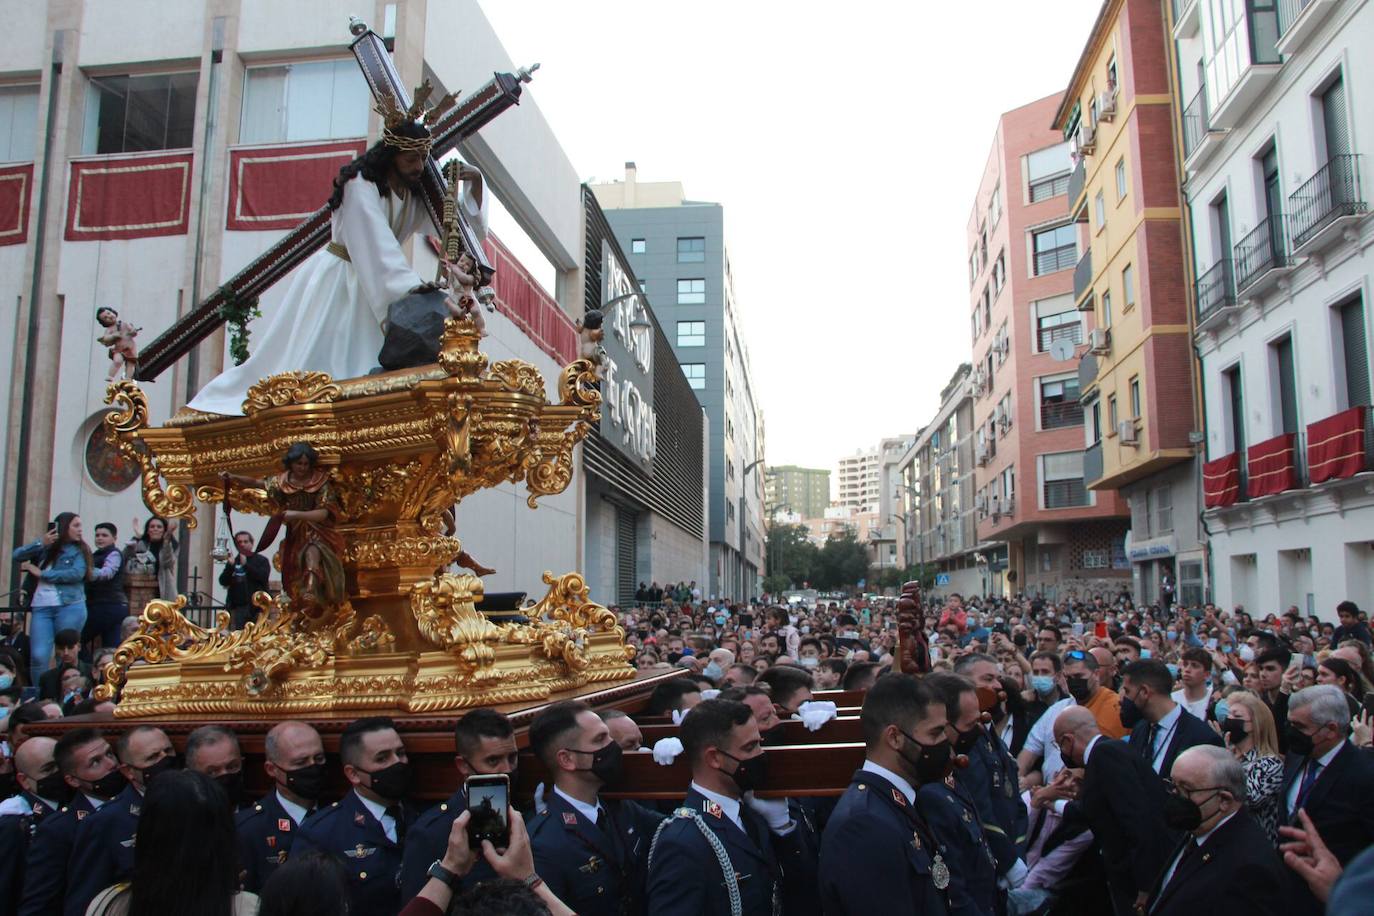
[815,527,869,590]
[765,523,818,592]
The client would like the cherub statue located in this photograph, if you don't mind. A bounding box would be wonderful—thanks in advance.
[95,306,140,381]
[442,251,487,337]
[575,308,607,378]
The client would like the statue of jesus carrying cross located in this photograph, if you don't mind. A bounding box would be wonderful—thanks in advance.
[188,81,487,416]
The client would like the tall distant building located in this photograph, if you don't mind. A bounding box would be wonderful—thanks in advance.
[765,465,830,520]
[590,164,765,601]
[970,93,1129,598]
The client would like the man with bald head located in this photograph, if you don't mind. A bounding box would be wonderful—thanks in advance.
[0,737,61,908]
[1090,646,1119,692]
[236,721,327,892]
[1144,746,1283,915]
[1049,706,1173,915]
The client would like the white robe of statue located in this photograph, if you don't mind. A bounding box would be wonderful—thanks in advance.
[188,168,487,416]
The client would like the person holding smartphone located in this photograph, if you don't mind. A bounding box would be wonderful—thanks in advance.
[13,514,91,687]
[399,709,518,900]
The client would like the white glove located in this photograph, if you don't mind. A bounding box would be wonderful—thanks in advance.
[652,737,684,765]
[533,781,546,812]
[744,792,792,832]
[671,708,691,726]
[700,688,721,700]
[796,700,838,732]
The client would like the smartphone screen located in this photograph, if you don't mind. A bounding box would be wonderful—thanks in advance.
[1094,621,1108,638]
[465,774,510,847]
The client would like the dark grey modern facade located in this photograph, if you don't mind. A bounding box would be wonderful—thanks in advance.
[590,164,764,601]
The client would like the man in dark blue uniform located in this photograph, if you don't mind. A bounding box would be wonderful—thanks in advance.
[527,700,664,915]
[646,698,818,916]
[953,653,1029,879]
[186,724,249,810]
[236,721,328,893]
[0,736,61,910]
[921,674,1002,916]
[20,727,126,916]
[294,716,419,916]
[399,708,518,900]
[64,724,177,916]
[819,673,952,915]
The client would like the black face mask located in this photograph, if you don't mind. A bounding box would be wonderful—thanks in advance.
[1065,676,1093,703]
[953,725,982,755]
[1118,695,1145,729]
[897,728,953,785]
[140,755,180,788]
[362,760,412,801]
[35,771,72,805]
[1220,718,1248,744]
[572,741,625,788]
[280,762,327,802]
[87,768,128,800]
[720,749,769,794]
[1163,788,1222,832]
[216,771,245,808]
[761,723,789,747]
[1286,724,1318,758]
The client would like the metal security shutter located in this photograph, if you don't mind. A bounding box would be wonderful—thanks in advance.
[1322,76,1350,158]
[1342,297,1371,408]
[615,507,638,606]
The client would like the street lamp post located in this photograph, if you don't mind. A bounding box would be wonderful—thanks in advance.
[741,458,765,601]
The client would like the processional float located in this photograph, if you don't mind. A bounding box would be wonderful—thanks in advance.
[91,20,642,718]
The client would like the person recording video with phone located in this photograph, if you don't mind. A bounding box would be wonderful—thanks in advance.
[399,709,518,900]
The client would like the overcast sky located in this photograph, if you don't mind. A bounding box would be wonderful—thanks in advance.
[479,0,1105,471]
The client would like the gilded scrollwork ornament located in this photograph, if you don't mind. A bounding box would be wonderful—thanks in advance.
[104,382,198,528]
[410,573,503,667]
[242,371,341,414]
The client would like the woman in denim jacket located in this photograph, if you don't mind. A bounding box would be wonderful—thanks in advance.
[13,511,92,685]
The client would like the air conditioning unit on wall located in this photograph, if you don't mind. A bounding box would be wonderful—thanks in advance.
[1118,421,1139,445]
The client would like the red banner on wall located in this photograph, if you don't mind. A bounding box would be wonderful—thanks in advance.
[1247,433,1298,497]
[1307,406,1369,483]
[1203,452,1241,508]
[65,152,193,241]
[226,139,365,231]
[0,163,33,246]
[484,235,577,366]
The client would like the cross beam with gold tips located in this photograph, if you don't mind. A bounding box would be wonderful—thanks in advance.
[133,20,537,381]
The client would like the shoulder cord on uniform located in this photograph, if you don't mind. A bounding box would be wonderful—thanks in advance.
[648,808,742,916]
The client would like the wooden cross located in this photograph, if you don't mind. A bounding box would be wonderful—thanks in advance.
[133,19,536,381]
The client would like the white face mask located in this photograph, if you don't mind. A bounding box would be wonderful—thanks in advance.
[799,656,820,668]
[1239,645,1255,663]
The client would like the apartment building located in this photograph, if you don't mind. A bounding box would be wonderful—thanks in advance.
[1054,0,1202,605]
[1176,0,1374,614]
[970,94,1129,599]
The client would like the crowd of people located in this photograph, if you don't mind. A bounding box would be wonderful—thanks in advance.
[3,570,1374,914]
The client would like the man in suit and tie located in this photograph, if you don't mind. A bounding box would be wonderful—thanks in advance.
[1278,684,1374,915]
[1050,706,1174,915]
[646,698,818,916]
[1121,659,1222,775]
[235,721,328,893]
[294,717,418,916]
[818,673,953,915]
[528,700,664,916]
[1145,745,1284,915]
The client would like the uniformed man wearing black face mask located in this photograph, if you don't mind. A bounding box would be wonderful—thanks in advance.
[528,700,665,916]
[294,717,417,916]
[646,698,818,916]
[185,725,248,812]
[236,721,328,893]
[818,673,954,916]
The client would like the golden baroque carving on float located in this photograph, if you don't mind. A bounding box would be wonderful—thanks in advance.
[241,370,341,414]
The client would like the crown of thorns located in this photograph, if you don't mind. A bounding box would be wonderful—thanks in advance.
[374,79,460,153]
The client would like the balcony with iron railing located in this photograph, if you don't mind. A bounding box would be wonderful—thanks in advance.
[1037,321,1083,354]
[1182,89,1222,168]
[1277,0,1340,55]
[1045,477,1091,509]
[1234,214,1291,295]
[1073,249,1092,304]
[1288,154,1367,253]
[1194,258,1236,332]
[1172,0,1200,37]
[1041,400,1084,430]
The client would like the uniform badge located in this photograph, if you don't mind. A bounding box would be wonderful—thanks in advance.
[704,801,723,819]
[277,851,288,864]
[931,852,951,890]
[77,810,88,820]
[579,856,603,874]
[266,836,276,849]
[563,812,578,826]
[354,812,366,826]
[911,831,922,850]
[278,818,291,832]
[129,804,140,816]
[344,844,376,859]
[961,809,973,824]
[891,789,908,808]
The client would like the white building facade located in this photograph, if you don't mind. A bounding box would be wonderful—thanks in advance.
[0,0,594,605]
[1176,0,1374,616]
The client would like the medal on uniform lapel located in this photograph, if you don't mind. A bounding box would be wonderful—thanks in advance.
[891,789,908,808]
[278,818,291,832]
[704,801,723,819]
[354,812,366,826]
[562,812,578,826]
[931,853,951,890]
[266,836,276,849]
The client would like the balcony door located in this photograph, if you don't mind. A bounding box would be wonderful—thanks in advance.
[1262,146,1282,254]
[1322,75,1350,161]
